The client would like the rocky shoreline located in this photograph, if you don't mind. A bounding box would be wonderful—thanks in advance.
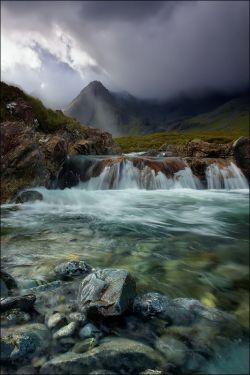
[1,260,248,375]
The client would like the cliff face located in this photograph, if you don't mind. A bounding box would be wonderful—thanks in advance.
[0,82,121,203]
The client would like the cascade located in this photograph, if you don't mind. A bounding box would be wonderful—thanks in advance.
[56,155,249,190]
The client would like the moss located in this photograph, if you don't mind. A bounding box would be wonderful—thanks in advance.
[1,81,85,134]
[115,131,240,153]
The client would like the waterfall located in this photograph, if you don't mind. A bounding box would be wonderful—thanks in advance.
[57,156,248,191]
[206,162,248,190]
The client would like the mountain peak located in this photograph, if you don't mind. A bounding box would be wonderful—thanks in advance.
[82,80,109,97]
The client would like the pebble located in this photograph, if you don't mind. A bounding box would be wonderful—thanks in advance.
[53,321,77,339]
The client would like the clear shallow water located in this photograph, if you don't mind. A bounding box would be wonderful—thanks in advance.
[1,188,249,304]
[1,187,249,373]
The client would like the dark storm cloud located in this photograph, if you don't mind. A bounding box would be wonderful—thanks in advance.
[1,1,249,107]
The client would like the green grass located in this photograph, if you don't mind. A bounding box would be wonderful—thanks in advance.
[115,131,247,153]
[1,81,85,133]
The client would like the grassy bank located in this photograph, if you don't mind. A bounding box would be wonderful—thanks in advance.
[115,131,247,153]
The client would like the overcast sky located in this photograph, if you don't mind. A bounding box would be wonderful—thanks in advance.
[1,1,249,108]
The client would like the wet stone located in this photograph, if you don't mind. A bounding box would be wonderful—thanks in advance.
[78,268,136,317]
[0,294,36,313]
[68,312,87,325]
[54,260,92,279]
[15,190,43,204]
[155,335,187,366]
[41,336,164,375]
[53,321,77,340]
[1,323,50,362]
[46,312,67,330]
[1,308,31,327]
[72,338,97,353]
[79,323,101,339]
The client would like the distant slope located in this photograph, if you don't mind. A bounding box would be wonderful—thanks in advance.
[168,95,249,134]
[65,81,248,136]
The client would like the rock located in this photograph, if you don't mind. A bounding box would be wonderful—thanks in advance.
[1,308,31,327]
[139,370,163,375]
[0,294,36,313]
[155,335,187,366]
[72,338,97,353]
[16,365,35,375]
[22,280,62,294]
[1,82,121,204]
[41,337,164,375]
[1,323,50,362]
[133,293,171,318]
[54,261,92,279]
[79,323,101,339]
[133,293,238,327]
[68,312,86,326]
[78,268,136,317]
[233,137,250,180]
[53,322,77,339]
[187,139,232,158]
[46,312,67,330]
[14,190,43,204]
[0,270,17,297]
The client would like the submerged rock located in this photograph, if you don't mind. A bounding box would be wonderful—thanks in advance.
[46,312,67,330]
[155,335,187,366]
[1,323,50,362]
[79,323,101,339]
[1,308,31,327]
[78,268,136,317]
[54,261,92,279]
[14,190,43,204]
[0,270,18,297]
[133,292,239,327]
[41,336,164,375]
[72,337,97,353]
[53,322,77,340]
[0,294,36,313]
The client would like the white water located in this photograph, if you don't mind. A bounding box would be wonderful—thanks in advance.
[206,162,248,189]
[76,159,248,190]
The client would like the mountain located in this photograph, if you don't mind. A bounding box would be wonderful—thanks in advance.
[64,81,249,136]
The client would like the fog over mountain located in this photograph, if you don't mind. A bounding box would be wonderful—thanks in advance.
[1,1,249,108]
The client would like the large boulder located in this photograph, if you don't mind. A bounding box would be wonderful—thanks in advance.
[133,293,240,328]
[233,137,250,180]
[41,337,164,375]
[78,268,136,317]
[1,323,50,362]
[186,139,232,158]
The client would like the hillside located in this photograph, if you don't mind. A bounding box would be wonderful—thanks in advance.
[167,95,249,134]
[0,81,120,202]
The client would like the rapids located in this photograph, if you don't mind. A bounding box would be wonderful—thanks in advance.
[1,155,249,374]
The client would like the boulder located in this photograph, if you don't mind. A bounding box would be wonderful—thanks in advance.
[1,323,50,362]
[79,323,101,339]
[78,268,136,317]
[0,294,36,313]
[233,137,250,180]
[41,337,164,375]
[133,293,239,327]
[46,312,67,330]
[54,261,92,279]
[14,190,43,204]
[0,270,17,297]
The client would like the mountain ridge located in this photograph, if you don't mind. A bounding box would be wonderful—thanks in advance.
[64,81,249,136]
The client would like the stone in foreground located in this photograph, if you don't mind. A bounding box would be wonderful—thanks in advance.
[78,268,136,317]
[41,337,164,375]
[54,260,92,279]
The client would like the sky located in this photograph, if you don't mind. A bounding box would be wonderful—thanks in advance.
[1,1,249,108]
